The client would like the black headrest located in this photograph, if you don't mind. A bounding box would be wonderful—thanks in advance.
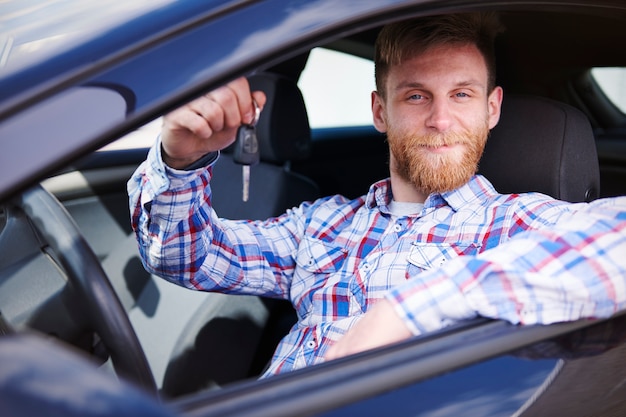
[245,72,311,163]
[478,95,600,202]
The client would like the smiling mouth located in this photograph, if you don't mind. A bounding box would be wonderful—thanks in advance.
[419,143,462,151]
[421,143,452,147]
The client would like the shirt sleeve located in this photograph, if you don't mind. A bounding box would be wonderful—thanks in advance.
[387,197,626,335]
[127,137,305,299]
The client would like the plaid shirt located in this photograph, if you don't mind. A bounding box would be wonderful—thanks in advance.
[129,142,626,376]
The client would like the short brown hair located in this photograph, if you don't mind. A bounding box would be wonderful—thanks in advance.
[375,13,504,98]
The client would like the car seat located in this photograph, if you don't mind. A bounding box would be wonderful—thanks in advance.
[212,72,318,219]
[478,95,600,202]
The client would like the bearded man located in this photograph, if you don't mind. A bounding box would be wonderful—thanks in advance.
[129,13,626,376]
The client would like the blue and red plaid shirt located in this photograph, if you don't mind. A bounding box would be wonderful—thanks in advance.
[129,141,626,376]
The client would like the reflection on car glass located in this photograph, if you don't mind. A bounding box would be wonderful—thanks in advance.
[513,312,626,360]
[0,208,6,234]
[514,313,626,417]
[0,311,13,336]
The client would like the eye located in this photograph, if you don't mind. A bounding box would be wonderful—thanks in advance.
[455,92,470,98]
[408,93,424,101]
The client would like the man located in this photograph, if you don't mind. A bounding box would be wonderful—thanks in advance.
[128,13,626,376]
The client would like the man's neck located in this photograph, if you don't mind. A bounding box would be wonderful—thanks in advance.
[389,174,428,203]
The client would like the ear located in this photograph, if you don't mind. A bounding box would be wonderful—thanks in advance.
[487,86,503,130]
[372,91,388,133]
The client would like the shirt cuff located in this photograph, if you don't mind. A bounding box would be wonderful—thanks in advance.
[140,136,218,204]
[177,149,220,170]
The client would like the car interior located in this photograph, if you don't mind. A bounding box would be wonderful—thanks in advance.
[1,6,625,414]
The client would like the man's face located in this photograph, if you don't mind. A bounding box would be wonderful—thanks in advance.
[372,43,503,195]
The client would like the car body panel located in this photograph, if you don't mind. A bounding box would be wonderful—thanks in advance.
[1,0,626,415]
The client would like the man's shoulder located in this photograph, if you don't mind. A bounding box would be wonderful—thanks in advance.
[307,193,368,217]
[468,175,561,207]
[302,193,369,241]
[479,190,567,216]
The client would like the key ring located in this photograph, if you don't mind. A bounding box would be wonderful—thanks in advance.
[250,98,261,127]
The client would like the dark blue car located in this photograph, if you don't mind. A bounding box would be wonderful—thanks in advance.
[1,1,625,415]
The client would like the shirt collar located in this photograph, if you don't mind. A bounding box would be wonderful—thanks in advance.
[365,175,499,213]
[365,179,394,213]
[433,175,499,211]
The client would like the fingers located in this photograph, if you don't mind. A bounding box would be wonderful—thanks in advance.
[160,77,267,165]
[163,105,213,139]
[193,77,266,134]
[202,78,248,131]
[324,299,413,362]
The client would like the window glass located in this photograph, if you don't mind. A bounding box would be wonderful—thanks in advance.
[299,48,376,128]
[0,208,5,235]
[591,67,626,113]
[99,118,160,151]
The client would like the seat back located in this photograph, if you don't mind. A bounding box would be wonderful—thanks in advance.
[478,95,600,202]
[212,72,319,219]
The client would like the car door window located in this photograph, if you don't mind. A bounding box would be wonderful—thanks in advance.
[298,47,376,128]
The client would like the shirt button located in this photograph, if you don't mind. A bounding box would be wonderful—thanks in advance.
[394,223,402,232]
[306,341,316,349]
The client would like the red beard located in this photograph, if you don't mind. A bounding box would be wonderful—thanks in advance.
[387,122,489,195]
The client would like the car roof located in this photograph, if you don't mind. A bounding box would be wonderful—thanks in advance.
[0,0,625,202]
[1,1,170,73]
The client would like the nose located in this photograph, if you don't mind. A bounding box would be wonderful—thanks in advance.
[425,98,452,132]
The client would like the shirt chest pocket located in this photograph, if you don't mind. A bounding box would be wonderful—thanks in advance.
[292,237,349,318]
[407,242,481,273]
[295,236,348,274]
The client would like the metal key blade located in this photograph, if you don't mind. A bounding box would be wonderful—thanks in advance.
[233,99,260,202]
[242,165,250,202]
[234,125,257,202]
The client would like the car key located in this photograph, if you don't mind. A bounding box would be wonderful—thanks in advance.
[233,100,261,202]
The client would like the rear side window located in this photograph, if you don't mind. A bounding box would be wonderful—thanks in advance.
[299,48,376,128]
[100,118,160,151]
[592,67,626,113]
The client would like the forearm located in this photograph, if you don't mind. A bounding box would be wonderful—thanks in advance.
[128,140,219,286]
[390,197,626,335]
